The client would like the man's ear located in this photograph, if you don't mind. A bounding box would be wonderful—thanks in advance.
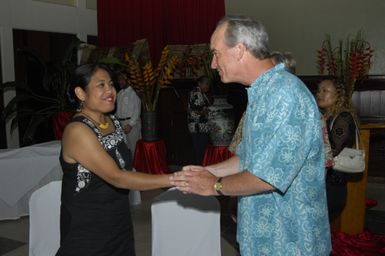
[74,86,86,102]
[235,43,246,61]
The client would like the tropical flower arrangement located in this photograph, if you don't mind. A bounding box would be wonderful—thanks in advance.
[123,46,178,111]
[174,45,222,94]
[317,31,374,98]
[175,45,203,78]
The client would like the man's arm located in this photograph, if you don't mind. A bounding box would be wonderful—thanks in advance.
[204,155,241,177]
[181,155,240,177]
[170,168,274,196]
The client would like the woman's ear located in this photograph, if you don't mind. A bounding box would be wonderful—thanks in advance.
[74,86,86,102]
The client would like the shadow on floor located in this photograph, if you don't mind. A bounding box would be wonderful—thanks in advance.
[0,237,26,255]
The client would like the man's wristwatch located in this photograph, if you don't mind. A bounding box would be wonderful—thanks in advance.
[213,177,224,196]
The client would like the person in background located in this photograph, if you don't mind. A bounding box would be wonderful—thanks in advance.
[57,63,172,255]
[270,50,297,74]
[316,78,358,223]
[116,71,142,158]
[171,15,331,255]
[187,75,212,165]
[115,70,143,206]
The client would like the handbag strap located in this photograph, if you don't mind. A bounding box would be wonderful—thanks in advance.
[330,113,360,150]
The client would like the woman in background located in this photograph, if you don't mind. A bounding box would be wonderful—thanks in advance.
[316,78,358,223]
[187,75,212,165]
[57,63,172,255]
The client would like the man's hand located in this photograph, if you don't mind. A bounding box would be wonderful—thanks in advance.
[170,166,218,196]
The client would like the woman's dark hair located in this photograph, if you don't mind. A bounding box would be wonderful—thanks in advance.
[318,77,356,120]
[67,63,114,106]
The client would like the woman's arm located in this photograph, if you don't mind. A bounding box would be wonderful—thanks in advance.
[62,122,172,190]
[329,112,356,156]
[181,155,241,178]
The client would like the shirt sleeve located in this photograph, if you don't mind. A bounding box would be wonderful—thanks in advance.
[329,112,355,156]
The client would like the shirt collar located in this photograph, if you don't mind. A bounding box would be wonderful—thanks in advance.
[249,63,285,89]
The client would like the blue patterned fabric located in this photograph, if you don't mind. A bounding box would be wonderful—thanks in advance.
[236,64,331,255]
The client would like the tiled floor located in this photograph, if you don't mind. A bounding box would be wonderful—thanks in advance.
[0,188,239,256]
[1,177,384,256]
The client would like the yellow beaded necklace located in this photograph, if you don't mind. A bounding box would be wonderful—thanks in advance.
[81,112,110,130]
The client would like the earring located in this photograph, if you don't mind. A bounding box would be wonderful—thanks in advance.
[77,101,84,112]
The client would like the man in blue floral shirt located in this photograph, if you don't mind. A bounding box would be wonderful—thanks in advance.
[171,15,331,255]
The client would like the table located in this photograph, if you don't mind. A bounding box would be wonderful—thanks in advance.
[133,139,169,174]
[0,140,62,220]
[201,144,234,166]
[334,121,385,234]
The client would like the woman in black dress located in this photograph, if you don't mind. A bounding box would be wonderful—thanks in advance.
[56,63,173,255]
[316,78,358,223]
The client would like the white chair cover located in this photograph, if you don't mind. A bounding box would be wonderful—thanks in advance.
[151,188,221,256]
[129,168,142,205]
[29,180,61,256]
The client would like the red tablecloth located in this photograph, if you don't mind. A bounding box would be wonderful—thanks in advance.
[201,144,234,166]
[331,230,385,255]
[133,139,169,174]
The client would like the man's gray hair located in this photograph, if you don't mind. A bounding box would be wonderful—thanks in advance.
[217,15,270,59]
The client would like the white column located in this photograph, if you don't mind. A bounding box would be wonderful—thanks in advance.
[1,26,19,148]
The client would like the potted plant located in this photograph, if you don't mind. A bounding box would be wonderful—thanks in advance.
[317,31,374,98]
[123,46,178,141]
[2,38,83,145]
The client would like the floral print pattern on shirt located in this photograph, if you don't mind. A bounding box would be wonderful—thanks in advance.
[236,64,331,256]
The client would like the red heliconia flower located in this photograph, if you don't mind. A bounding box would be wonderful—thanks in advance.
[316,32,374,97]
[317,48,327,74]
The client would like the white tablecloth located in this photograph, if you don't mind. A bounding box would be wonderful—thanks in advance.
[0,140,62,220]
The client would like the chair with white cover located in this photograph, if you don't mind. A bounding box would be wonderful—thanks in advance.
[29,180,61,256]
[151,188,221,256]
[129,168,142,205]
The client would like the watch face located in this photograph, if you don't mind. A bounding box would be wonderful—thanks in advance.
[215,182,223,191]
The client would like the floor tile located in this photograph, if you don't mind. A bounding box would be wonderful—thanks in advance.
[0,237,26,255]
[0,180,383,256]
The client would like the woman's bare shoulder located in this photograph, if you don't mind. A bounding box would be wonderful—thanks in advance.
[61,121,101,162]
[62,121,99,151]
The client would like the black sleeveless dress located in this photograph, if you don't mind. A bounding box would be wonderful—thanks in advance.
[56,115,136,256]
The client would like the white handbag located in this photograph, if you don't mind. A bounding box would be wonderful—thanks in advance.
[331,115,365,173]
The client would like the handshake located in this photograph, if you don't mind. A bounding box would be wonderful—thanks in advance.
[169,165,220,196]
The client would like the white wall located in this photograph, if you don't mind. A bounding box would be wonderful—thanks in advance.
[2,0,384,146]
[225,0,385,76]
[0,0,97,147]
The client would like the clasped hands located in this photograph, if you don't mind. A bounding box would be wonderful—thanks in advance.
[169,165,218,196]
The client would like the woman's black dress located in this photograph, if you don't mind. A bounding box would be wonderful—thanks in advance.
[56,115,135,256]
[326,111,356,222]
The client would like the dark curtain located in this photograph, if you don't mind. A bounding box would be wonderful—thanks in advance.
[97,0,225,63]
